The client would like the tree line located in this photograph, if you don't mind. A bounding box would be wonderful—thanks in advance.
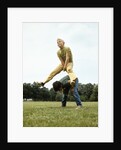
[23,82,98,102]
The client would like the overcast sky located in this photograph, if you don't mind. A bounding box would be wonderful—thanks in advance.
[23,22,98,89]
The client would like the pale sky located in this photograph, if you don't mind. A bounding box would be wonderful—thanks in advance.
[23,22,98,89]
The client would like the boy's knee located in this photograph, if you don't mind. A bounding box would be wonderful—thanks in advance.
[67,68,72,73]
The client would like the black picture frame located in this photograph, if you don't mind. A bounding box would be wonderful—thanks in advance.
[1,0,120,146]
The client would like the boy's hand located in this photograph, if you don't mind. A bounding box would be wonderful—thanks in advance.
[63,67,66,71]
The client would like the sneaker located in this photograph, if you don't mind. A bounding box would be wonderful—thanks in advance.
[38,82,44,87]
[76,105,82,109]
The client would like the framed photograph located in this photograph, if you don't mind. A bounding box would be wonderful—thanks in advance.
[7,7,113,143]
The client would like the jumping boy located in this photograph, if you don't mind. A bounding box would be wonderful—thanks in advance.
[39,38,77,88]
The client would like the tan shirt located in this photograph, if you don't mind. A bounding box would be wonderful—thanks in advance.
[57,47,73,63]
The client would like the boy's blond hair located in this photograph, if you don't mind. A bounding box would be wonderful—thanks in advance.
[57,38,65,44]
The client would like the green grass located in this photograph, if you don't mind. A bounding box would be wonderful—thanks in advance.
[23,101,98,127]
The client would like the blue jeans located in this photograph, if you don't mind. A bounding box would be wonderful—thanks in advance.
[73,78,82,106]
[62,95,68,107]
[61,78,82,106]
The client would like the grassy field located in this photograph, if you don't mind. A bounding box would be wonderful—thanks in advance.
[23,101,98,127]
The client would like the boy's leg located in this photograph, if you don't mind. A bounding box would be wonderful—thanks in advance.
[73,78,82,106]
[66,63,77,85]
[62,94,68,107]
[43,64,63,84]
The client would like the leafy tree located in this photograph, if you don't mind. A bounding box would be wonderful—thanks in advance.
[85,83,93,101]
[55,92,63,101]
[31,82,41,100]
[23,83,33,100]
[49,88,56,101]
[90,84,98,101]
[39,87,50,101]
